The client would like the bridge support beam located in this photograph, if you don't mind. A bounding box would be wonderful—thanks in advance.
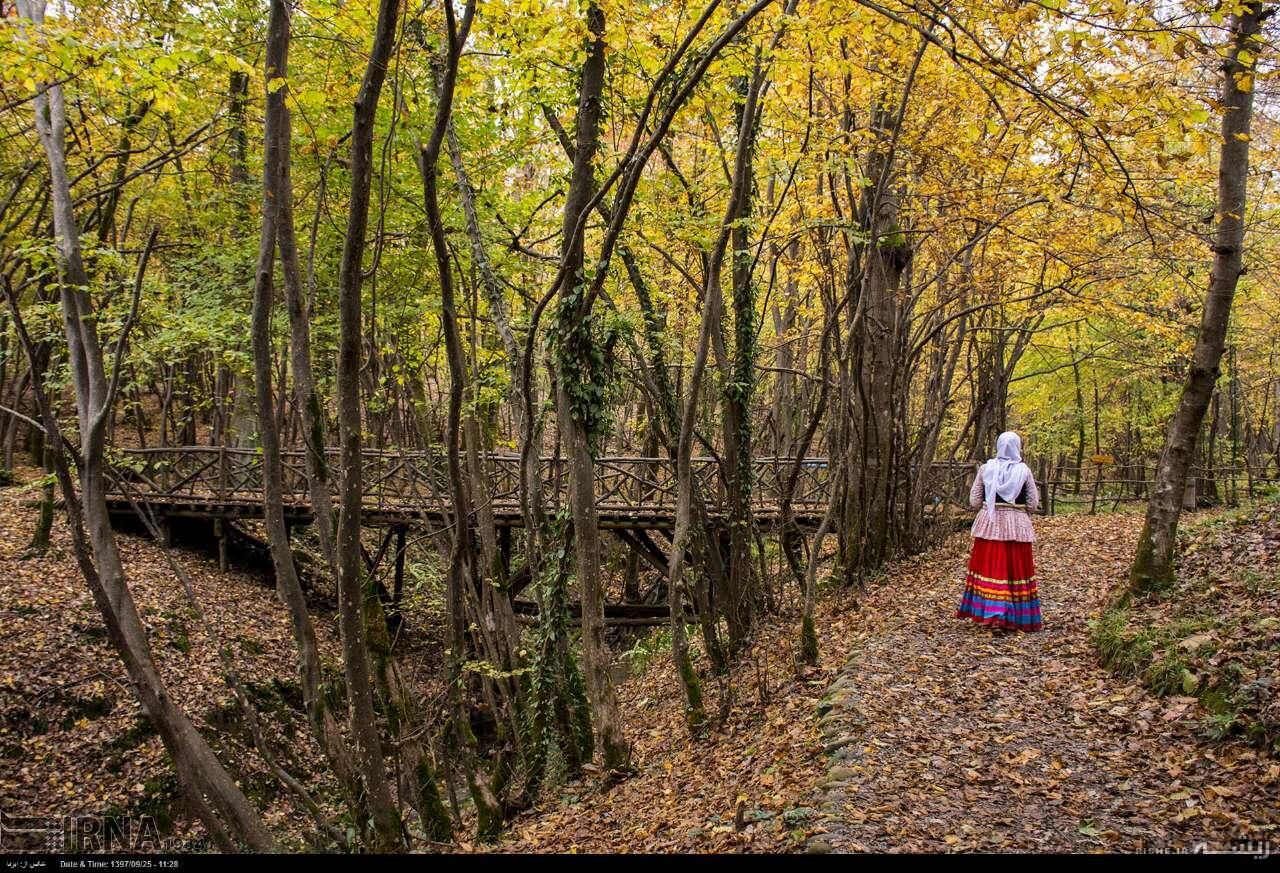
[498,526,512,580]
[361,526,407,632]
[610,528,670,576]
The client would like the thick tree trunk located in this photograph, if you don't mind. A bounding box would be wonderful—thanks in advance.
[850,103,909,572]
[720,60,764,652]
[1130,2,1264,592]
[552,1,630,772]
[834,36,928,577]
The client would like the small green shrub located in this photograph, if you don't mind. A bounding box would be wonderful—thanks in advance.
[1091,608,1153,677]
[1142,651,1194,697]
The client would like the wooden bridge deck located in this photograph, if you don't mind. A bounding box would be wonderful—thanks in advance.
[104,447,836,532]
[100,447,979,626]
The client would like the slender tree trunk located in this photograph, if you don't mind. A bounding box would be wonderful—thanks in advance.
[1130,1,1265,592]
[333,0,405,848]
[418,0,503,838]
[1072,341,1086,493]
[224,67,258,449]
[667,369,709,733]
[13,2,275,846]
[274,80,337,578]
[249,0,363,836]
[23,444,53,556]
[666,23,776,720]
[1204,390,1221,503]
[618,185,729,672]
[442,77,527,698]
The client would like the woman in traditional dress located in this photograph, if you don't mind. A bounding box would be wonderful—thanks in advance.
[956,431,1043,632]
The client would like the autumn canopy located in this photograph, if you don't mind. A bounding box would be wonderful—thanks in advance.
[0,0,1276,854]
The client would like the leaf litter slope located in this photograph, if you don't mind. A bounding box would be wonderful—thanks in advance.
[499,513,1277,853]
[809,513,1278,853]
[0,477,348,847]
[1,468,1273,853]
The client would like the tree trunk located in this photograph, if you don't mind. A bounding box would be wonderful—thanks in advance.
[333,0,405,848]
[1130,1,1264,592]
[250,0,364,837]
[850,102,910,572]
[274,88,337,577]
[719,59,765,652]
[551,1,630,773]
[14,1,275,847]
[418,0,503,839]
[23,444,53,556]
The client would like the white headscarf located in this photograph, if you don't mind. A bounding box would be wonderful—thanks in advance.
[982,431,1030,515]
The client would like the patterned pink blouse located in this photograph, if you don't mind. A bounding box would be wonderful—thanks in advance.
[968,465,1039,543]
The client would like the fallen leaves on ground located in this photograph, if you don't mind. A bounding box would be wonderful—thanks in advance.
[488,595,860,853]
[3,466,1275,854]
[807,512,1279,853]
[0,472,347,849]
[495,511,1278,853]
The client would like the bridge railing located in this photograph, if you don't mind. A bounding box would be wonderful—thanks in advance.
[105,447,1279,523]
[105,447,835,514]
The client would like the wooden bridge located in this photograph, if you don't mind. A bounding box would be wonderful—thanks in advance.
[101,446,976,626]
[103,446,836,532]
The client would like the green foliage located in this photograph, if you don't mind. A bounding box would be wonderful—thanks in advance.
[462,658,530,682]
[1090,607,1154,677]
[549,282,623,453]
[1143,651,1195,697]
[621,626,675,677]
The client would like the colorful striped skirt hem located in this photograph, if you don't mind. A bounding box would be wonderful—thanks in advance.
[956,537,1042,632]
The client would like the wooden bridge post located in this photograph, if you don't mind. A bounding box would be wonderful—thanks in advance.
[214,517,227,571]
[498,526,512,580]
[1038,457,1049,516]
[392,525,406,622]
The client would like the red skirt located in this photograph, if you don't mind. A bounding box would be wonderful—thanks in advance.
[956,537,1042,631]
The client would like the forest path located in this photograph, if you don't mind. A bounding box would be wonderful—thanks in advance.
[807,513,1276,853]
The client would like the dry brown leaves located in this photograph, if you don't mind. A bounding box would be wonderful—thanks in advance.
[806,512,1279,853]
[492,511,1278,854]
[487,594,864,853]
[3,467,1276,854]
[0,471,343,847]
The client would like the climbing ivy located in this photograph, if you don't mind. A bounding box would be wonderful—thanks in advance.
[549,279,623,456]
[522,509,594,793]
